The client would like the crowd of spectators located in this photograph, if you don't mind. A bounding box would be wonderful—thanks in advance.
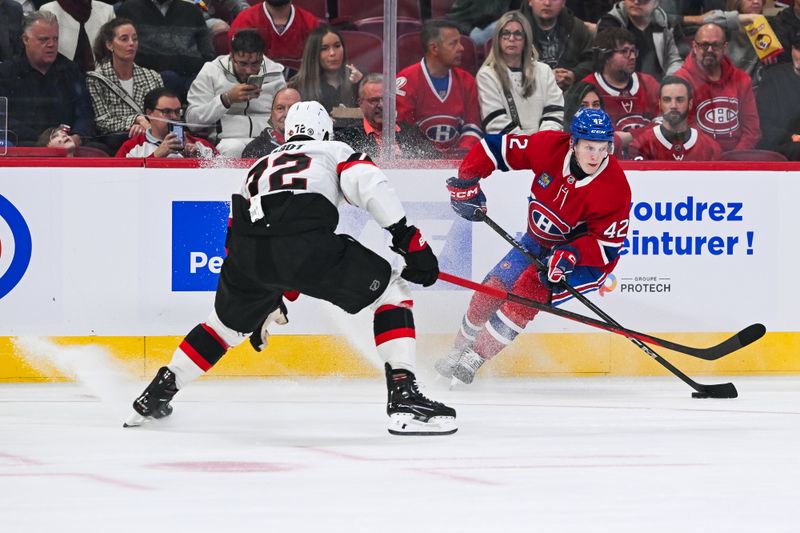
[0,0,799,161]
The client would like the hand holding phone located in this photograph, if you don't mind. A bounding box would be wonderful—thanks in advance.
[246,74,264,87]
[168,123,184,147]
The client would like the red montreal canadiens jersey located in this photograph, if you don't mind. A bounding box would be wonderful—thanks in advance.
[583,72,660,133]
[230,4,319,69]
[396,60,482,153]
[459,131,631,272]
[630,124,721,161]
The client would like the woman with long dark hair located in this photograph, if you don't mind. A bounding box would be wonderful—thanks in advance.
[289,25,363,112]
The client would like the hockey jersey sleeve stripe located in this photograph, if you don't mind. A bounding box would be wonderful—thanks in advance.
[336,152,376,177]
[462,124,483,137]
[483,134,509,172]
[481,108,507,131]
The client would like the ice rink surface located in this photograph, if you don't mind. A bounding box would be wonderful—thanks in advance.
[2,374,799,532]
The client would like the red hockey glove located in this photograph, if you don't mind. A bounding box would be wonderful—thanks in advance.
[446,176,487,221]
[387,217,439,287]
[538,245,579,290]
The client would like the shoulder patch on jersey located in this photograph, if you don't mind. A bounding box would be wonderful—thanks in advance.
[396,77,407,97]
[536,172,552,189]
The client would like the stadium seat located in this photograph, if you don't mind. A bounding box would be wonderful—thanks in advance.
[294,0,328,19]
[396,32,477,75]
[336,0,421,21]
[353,17,422,39]
[1,147,67,157]
[719,149,788,161]
[212,30,231,56]
[340,30,383,76]
[430,0,455,18]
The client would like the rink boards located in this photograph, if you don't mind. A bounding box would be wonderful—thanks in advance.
[0,160,795,380]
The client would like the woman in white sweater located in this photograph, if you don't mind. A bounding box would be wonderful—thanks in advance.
[476,10,564,135]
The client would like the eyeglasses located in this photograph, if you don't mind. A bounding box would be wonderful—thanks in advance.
[232,59,263,68]
[499,30,525,41]
[154,108,183,117]
[695,41,725,51]
[362,97,382,106]
[613,47,639,57]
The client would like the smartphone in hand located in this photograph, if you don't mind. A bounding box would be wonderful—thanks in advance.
[246,74,264,87]
[168,122,184,147]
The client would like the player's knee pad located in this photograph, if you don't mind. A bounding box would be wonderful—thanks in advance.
[205,308,249,349]
[370,270,413,310]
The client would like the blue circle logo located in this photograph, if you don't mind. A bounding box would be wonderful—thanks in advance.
[0,194,32,299]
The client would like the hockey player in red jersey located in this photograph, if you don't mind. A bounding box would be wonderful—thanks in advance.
[396,20,482,154]
[630,76,721,161]
[125,101,456,436]
[437,108,632,384]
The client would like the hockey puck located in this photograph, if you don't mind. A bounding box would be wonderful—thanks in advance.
[691,392,710,398]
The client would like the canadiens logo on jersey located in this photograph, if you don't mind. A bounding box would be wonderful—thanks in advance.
[527,199,572,242]
[696,97,739,135]
[419,114,462,145]
[536,172,552,188]
[616,114,651,132]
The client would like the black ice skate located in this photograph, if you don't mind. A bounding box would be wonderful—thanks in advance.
[123,367,179,427]
[385,363,457,435]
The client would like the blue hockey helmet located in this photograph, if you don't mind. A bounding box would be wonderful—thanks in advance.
[570,108,614,142]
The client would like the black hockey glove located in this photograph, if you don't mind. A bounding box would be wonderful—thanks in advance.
[387,217,439,287]
[446,176,487,221]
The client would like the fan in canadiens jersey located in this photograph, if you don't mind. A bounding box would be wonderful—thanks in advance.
[437,108,632,385]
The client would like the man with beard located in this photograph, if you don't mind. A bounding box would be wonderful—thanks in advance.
[582,28,660,135]
[675,23,760,152]
[230,0,319,75]
[629,75,721,160]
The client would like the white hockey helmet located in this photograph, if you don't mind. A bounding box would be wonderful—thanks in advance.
[284,100,333,141]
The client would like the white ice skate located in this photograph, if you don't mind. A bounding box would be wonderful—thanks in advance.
[451,347,486,386]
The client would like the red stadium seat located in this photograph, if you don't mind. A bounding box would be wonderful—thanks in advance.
[340,30,383,75]
[396,32,477,75]
[212,30,231,55]
[336,0,420,21]
[1,147,67,157]
[353,17,422,39]
[430,0,455,18]
[293,0,328,19]
[719,149,788,161]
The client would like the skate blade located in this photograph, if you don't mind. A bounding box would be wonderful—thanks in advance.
[449,376,468,390]
[388,413,457,436]
[122,411,148,428]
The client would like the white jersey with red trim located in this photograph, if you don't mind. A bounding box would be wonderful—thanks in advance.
[459,130,632,273]
[583,72,660,133]
[240,139,405,228]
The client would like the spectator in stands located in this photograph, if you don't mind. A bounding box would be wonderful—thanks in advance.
[241,86,300,158]
[288,25,362,113]
[773,0,800,64]
[597,0,683,80]
[583,28,661,133]
[39,0,114,72]
[477,10,564,134]
[116,87,217,158]
[0,12,95,146]
[444,0,524,46]
[36,123,107,156]
[230,0,319,75]
[117,0,214,101]
[566,0,616,23]
[203,0,250,34]
[630,75,721,160]
[335,74,437,159]
[186,30,285,157]
[87,18,163,152]
[676,22,761,151]
[519,0,595,90]
[0,0,24,63]
[562,79,602,131]
[756,30,800,160]
[396,20,482,155]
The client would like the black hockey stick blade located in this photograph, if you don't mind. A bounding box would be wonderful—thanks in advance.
[692,382,738,399]
[653,323,766,361]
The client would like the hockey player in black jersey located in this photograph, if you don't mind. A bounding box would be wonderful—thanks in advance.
[125,101,456,435]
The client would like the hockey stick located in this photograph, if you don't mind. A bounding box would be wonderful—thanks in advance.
[438,271,738,398]
[475,211,764,361]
